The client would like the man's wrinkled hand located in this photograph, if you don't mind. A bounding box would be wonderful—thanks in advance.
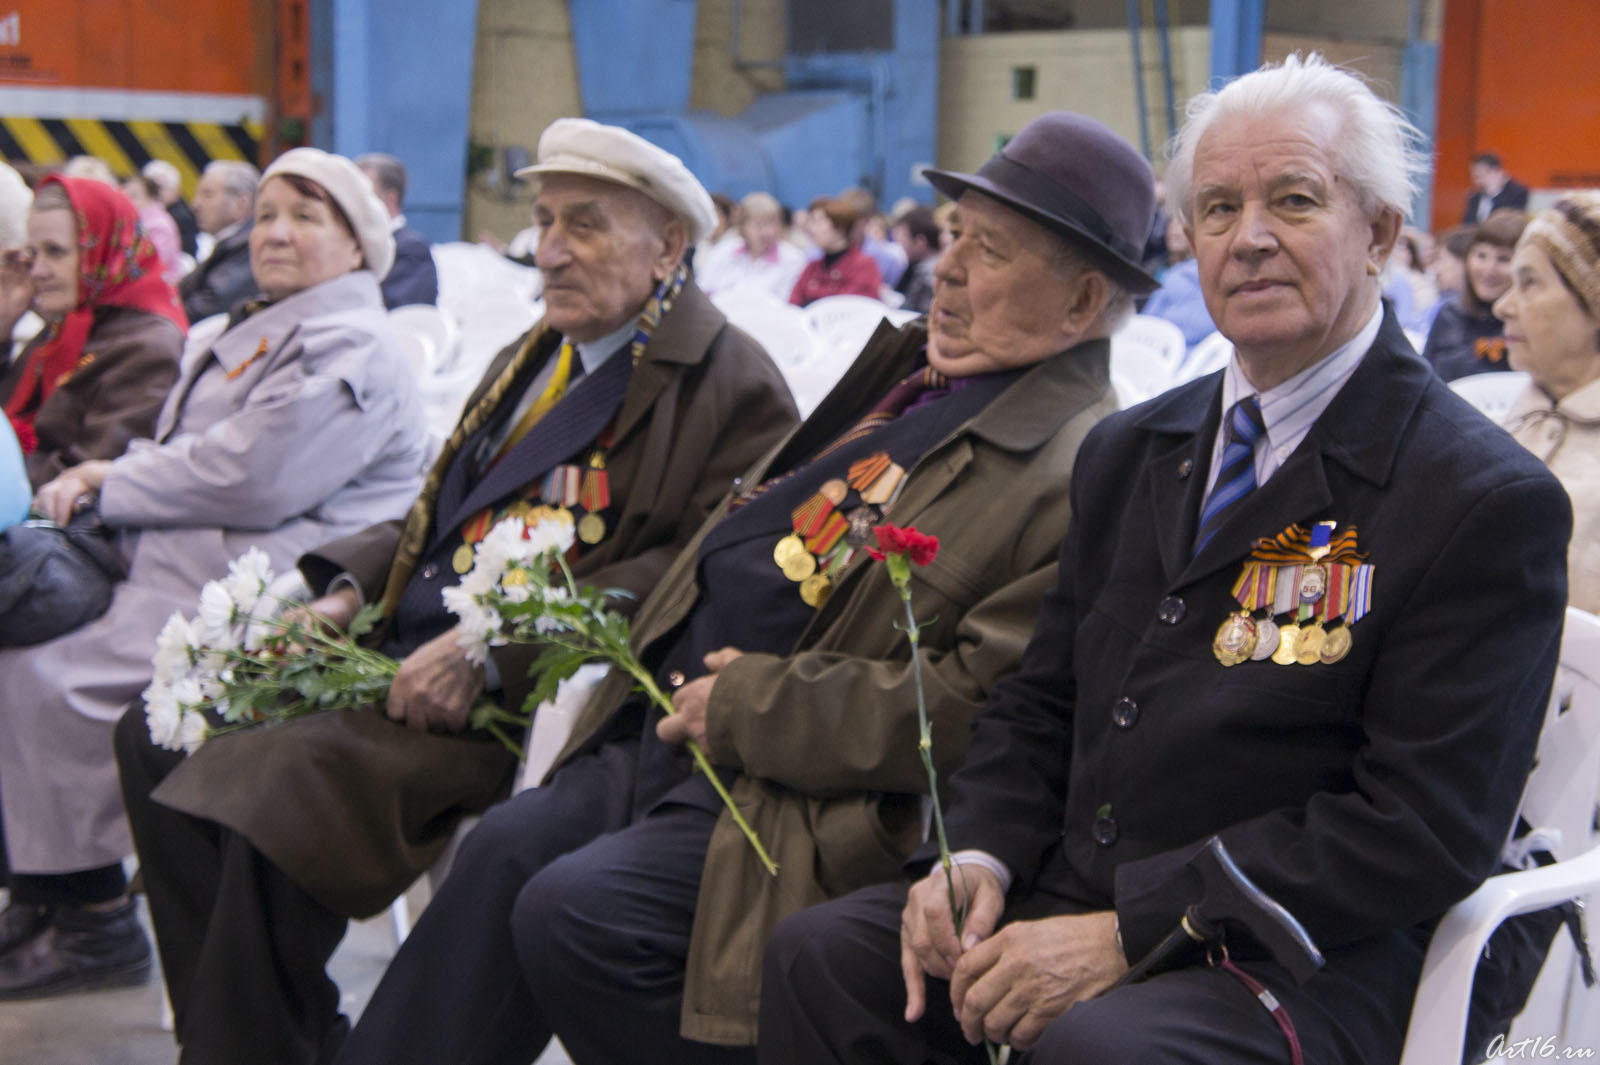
[281,586,361,639]
[899,863,1005,1024]
[948,910,1127,1049]
[656,646,743,748]
[385,627,486,732]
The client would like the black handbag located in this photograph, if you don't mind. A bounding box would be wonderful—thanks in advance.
[0,511,127,647]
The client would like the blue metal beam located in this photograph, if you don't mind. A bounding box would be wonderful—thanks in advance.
[318,0,479,241]
[1209,0,1264,86]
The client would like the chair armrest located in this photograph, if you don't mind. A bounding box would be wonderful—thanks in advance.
[1399,843,1600,1065]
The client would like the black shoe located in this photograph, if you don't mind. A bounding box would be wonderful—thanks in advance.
[0,898,150,999]
[0,901,53,956]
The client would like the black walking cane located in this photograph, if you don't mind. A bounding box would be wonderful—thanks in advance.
[1109,837,1324,1065]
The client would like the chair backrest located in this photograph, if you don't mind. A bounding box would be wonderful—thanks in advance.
[1110,316,1184,405]
[389,304,458,374]
[1449,371,1531,427]
[803,294,893,351]
[1173,330,1232,384]
[1519,608,1600,861]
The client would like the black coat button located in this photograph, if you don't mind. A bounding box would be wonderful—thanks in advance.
[422,563,439,580]
[1112,697,1140,729]
[1157,595,1185,625]
[1093,815,1120,846]
[1177,458,1193,479]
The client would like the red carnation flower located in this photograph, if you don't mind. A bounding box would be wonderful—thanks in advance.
[867,524,939,567]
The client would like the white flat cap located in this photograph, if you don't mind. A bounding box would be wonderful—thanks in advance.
[261,147,396,281]
[516,118,717,245]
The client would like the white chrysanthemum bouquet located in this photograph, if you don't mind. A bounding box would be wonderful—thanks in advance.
[144,517,777,873]
[142,547,399,753]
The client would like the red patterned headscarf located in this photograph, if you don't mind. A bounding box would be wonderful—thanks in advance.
[5,174,188,450]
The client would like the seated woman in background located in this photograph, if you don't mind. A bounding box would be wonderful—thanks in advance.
[0,148,428,999]
[1,176,187,489]
[1422,208,1526,381]
[1495,191,1600,615]
[789,195,882,306]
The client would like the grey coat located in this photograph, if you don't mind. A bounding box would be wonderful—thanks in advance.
[0,270,426,874]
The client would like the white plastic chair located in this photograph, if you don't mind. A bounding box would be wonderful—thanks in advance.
[1450,371,1531,427]
[711,288,835,417]
[390,304,459,375]
[803,294,893,354]
[1400,607,1600,1064]
[1173,330,1233,384]
[1110,315,1185,405]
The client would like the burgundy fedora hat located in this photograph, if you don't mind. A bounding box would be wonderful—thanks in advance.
[924,111,1159,294]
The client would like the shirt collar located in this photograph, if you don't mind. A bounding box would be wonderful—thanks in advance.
[389,213,406,234]
[569,316,641,376]
[1219,303,1383,460]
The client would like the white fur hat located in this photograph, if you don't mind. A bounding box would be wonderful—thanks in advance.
[260,147,396,281]
[0,161,30,249]
[516,118,717,245]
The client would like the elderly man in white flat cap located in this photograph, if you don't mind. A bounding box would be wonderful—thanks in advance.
[113,118,797,1065]
[332,105,1158,1065]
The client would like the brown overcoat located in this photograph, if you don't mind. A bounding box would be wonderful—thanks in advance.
[151,281,799,916]
[546,320,1118,1043]
[0,305,183,487]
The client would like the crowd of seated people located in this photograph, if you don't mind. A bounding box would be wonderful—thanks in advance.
[0,51,1594,1065]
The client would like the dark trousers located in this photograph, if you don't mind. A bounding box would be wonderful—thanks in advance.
[760,882,1373,1065]
[338,743,750,1065]
[114,707,350,1065]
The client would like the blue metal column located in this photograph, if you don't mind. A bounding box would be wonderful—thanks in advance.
[1400,0,1438,224]
[1209,0,1264,86]
[318,0,480,241]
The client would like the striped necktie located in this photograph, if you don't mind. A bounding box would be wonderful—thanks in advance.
[1194,395,1266,555]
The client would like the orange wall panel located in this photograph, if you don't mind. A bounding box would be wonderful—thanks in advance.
[0,0,262,94]
[1432,0,1600,231]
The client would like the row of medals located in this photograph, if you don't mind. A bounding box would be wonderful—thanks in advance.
[450,453,611,577]
[773,451,907,608]
[1213,559,1353,667]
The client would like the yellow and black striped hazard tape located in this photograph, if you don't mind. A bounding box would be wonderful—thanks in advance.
[0,116,264,197]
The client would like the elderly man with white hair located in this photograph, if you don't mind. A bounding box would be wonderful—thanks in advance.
[113,120,797,1065]
[759,54,1570,1065]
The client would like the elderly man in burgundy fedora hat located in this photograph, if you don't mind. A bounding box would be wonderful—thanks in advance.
[328,110,1158,1065]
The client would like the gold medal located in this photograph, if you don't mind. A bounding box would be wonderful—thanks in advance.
[1250,617,1280,661]
[774,534,807,567]
[819,479,848,506]
[452,543,476,574]
[1272,621,1301,665]
[781,552,817,582]
[799,573,833,607]
[506,500,534,519]
[577,512,606,544]
[1212,612,1257,667]
[1294,623,1326,665]
[1319,625,1352,663]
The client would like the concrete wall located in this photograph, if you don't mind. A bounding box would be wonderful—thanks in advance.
[936,26,1210,175]
[464,0,582,244]
[691,0,785,115]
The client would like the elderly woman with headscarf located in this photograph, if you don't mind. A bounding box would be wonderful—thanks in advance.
[1495,191,1600,614]
[0,148,428,999]
[0,175,187,488]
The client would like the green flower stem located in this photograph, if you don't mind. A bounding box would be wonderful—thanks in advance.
[535,552,780,877]
[895,570,1007,1065]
